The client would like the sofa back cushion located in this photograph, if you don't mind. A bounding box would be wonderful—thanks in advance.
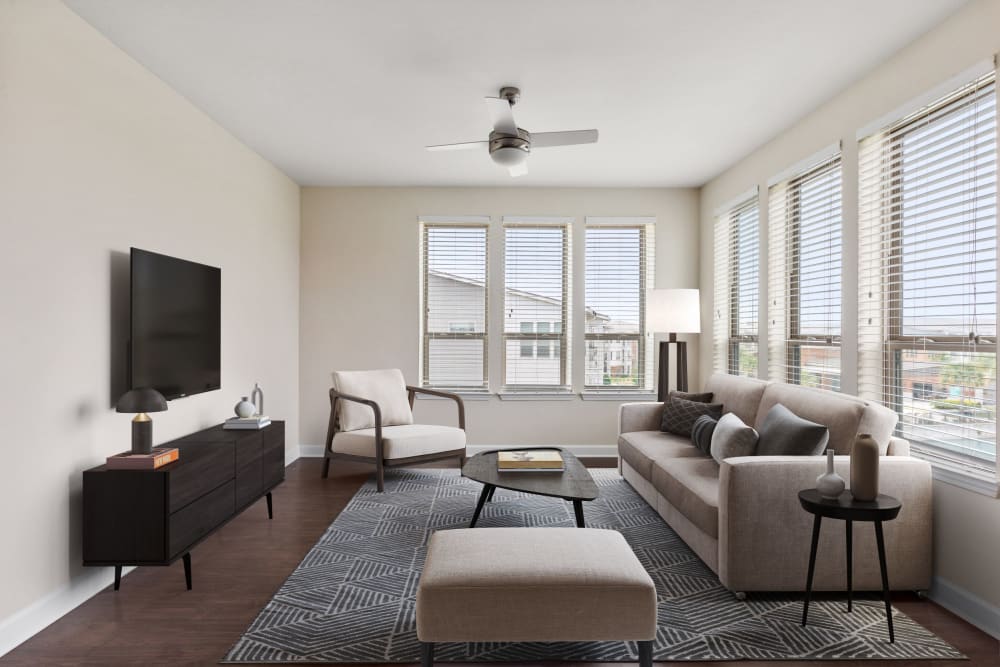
[704,373,768,427]
[754,383,866,455]
[332,369,414,432]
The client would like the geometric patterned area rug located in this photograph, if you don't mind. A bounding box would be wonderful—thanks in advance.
[222,468,964,663]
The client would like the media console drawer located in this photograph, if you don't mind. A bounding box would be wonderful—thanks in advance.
[169,479,235,558]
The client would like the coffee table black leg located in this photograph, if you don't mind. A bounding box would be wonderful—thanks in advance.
[874,520,895,643]
[573,500,586,528]
[846,519,853,613]
[486,486,496,502]
[470,484,493,527]
[802,513,822,626]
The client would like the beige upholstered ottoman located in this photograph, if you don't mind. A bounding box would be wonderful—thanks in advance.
[416,527,656,666]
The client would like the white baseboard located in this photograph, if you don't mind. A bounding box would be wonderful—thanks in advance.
[0,566,133,658]
[929,576,1000,640]
[297,443,619,458]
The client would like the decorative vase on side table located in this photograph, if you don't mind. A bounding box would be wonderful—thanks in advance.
[851,433,880,501]
[816,449,845,499]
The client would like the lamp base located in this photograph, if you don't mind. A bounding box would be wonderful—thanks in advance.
[657,337,688,401]
[131,415,152,455]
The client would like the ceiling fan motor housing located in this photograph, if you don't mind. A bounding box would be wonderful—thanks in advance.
[489,128,531,166]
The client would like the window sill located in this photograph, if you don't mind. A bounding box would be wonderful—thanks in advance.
[580,391,657,401]
[415,390,492,401]
[911,447,999,498]
[498,391,575,401]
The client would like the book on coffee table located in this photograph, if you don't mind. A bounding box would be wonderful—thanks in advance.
[497,450,564,472]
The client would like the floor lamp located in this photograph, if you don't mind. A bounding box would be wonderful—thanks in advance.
[647,288,701,401]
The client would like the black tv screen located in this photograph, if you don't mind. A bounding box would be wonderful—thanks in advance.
[130,248,221,400]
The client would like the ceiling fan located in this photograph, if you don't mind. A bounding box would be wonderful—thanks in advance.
[426,86,599,177]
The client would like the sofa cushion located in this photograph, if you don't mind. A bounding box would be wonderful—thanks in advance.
[670,390,714,403]
[710,413,759,464]
[857,403,898,455]
[652,458,721,538]
[333,369,414,431]
[754,383,862,455]
[660,396,723,437]
[690,415,718,456]
[618,431,702,480]
[331,424,465,459]
[705,373,769,427]
[756,403,829,456]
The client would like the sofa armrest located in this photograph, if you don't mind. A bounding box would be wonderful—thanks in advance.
[717,455,932,592]
[618,402,664,435]
[887,436,910,456]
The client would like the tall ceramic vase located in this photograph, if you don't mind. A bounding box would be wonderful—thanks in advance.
[851,433,880,501]
[816,449,845,499]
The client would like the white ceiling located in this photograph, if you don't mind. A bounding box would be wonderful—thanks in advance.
[66,0,967,187]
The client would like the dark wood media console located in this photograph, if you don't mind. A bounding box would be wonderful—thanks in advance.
[82,421,285,590]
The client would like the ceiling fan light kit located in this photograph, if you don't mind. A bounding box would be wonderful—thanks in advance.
[426,86,598,177]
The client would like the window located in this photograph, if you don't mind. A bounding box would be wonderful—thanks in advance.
[584,219,655,390]
[503,220,571,389]
[714,197,760,376]
[859,71,997,469]
[420,221,488,389]
[768,154,843,391]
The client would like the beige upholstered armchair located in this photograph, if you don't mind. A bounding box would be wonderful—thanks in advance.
[321,369,467,491]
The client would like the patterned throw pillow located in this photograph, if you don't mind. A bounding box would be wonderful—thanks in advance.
[660,396,724,437]
[690,415,718,456]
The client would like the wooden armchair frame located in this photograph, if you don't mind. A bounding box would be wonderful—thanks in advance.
[322,385,466,491]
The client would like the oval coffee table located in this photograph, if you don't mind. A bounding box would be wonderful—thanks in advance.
[462,447,599,527]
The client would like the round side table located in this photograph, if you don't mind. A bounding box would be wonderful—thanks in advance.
[797,489,902,643]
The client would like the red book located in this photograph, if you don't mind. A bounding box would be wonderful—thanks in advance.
[105,447,179,470]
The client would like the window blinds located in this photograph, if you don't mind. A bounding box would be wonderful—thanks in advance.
[503,221,571,389]
[858,71,997,464]
[714,199,760,376]
[420,222,489,389]
[584,219,655,390]
[768,155,843,390]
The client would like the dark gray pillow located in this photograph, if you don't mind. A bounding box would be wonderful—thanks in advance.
[661,397,723,437]
[670,390,714,403]
[690,415,718,456]
[756,403,830,456]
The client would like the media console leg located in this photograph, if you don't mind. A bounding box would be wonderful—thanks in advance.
[266,491,273,520]
[113,565,121,591]
[183,552,192,591]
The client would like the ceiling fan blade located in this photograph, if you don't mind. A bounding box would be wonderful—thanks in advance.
[531,129,599,148]
[426,141,488,152]
[485,97,518,135]
[508,162,528,177]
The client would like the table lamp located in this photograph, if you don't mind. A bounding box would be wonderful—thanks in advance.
[647,288,701,400]
[116,387,168,454]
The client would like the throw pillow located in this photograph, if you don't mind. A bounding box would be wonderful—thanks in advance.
[332,369,414,431]
[660,396,723,437]
[710,412,759,464]
[690,415,718,456]
[669,390,714,403]
[756,403,830,456]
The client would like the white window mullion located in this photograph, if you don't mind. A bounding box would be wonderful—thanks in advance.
[714,196,759,377]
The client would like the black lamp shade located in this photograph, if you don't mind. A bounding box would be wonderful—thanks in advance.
[116,387,168,414]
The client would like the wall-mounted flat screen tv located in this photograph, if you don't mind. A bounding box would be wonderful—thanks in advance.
[130,248,221,400]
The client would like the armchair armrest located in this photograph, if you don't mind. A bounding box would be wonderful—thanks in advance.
[325,388,383,451]
[717,455,932,592]
[407,386,466,430]
[618,402,664,435]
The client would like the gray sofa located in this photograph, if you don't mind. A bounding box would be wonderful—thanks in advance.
[618,372,932,594]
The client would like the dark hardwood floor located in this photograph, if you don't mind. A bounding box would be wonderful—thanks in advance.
[3,457,997,666]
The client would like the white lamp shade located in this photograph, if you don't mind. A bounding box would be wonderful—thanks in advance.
[647,288,701,334]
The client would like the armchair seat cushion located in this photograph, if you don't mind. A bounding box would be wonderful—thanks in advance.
[332,424,466,460]
[618,431,702,480]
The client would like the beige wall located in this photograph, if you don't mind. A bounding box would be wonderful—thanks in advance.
[698,0,1000,628]
[0,0,300,646]
[300,187,699,450]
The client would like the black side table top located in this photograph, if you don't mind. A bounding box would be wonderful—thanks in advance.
[798,489,901,522]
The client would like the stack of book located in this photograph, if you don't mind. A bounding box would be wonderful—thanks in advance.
[497,450,564,472]
[106,447,179,470]
[224,415,271,430]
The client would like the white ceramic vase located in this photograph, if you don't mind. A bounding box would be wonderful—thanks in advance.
[816,449,846,499]
[235,396,256,418]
